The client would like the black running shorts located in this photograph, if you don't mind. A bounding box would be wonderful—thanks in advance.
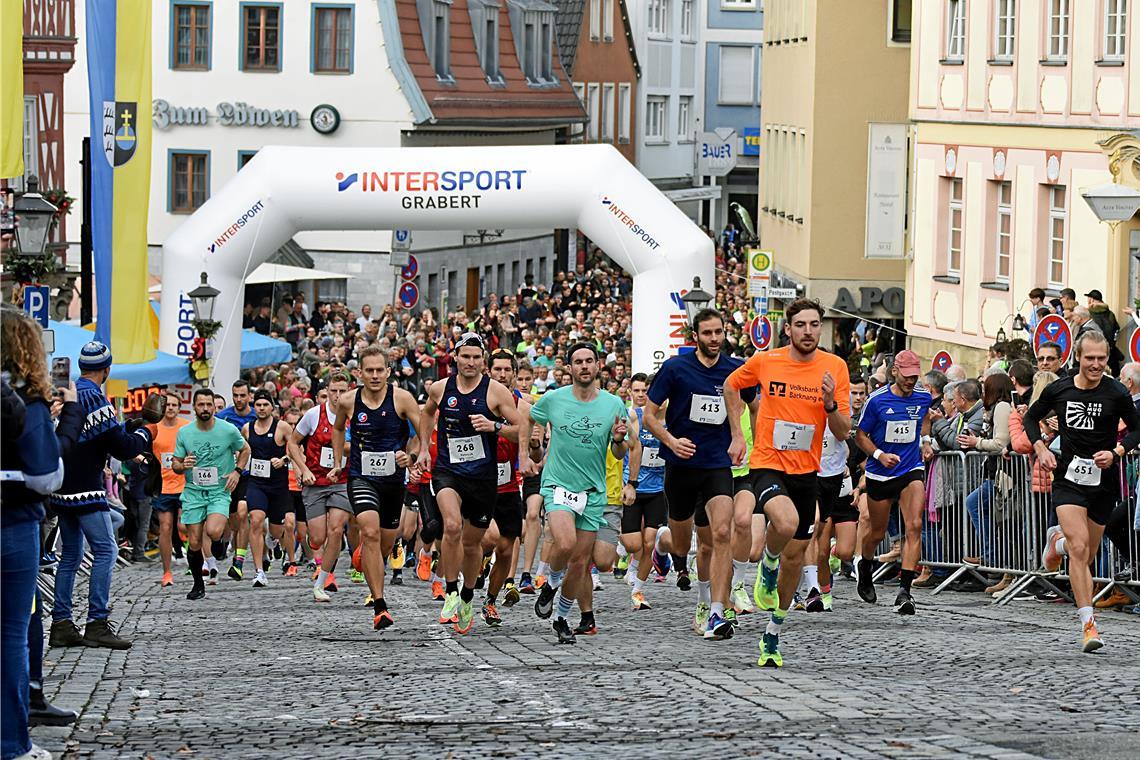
[752,469,819,541]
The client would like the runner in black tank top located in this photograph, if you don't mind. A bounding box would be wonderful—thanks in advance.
[414,333,525,635]
[242,392,297,587]
[332,348,427,631]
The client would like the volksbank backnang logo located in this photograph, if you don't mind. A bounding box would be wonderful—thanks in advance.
[601,196,661,250]
[335,169,528,209]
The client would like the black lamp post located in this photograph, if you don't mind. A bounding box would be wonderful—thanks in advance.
[13,176,57,257]
[680,276,714,325]
[188,271,220,325]
[187,271,220,385]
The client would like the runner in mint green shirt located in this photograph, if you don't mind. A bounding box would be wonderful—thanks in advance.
[521,342,630,644]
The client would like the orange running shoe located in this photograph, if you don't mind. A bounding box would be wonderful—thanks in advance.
[431,580,445,601]
[534,574,547,589]
[1082,619,1104,653]
[373,609,394,630]
[417,551,432,582]
[284,564,298,577]
[161,571,173,587]
[324,573,338,592]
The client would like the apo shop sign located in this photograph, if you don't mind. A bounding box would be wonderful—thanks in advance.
[152,99,301,129]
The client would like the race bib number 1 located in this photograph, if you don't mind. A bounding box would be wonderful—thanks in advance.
[448,435,486,464]
[1065,457,1101,487]
[689,394,726,425]
[773,420,814,451]
[553,486,587,515]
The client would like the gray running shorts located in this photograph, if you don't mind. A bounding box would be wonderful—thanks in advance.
[303,484,351,521]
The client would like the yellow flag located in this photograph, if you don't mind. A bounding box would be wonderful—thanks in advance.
[0,1,24,179]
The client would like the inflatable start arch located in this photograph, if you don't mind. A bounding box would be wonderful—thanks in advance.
[159,144,713,389]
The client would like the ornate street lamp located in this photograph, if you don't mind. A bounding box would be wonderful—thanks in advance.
[188,271,220,325]
[680,276,714,325]
[12,176,57,256]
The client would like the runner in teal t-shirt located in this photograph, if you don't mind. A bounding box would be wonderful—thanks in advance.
[522,343,630,644]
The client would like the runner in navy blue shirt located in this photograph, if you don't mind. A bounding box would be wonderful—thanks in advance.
[332,346,425,631]
[643,309,757,640]
[853,350,934,614]
[215,379,258,581]
[415,333,522,636]
[241,390,295,588]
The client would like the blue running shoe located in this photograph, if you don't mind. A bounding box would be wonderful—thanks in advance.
[703,612,735,640]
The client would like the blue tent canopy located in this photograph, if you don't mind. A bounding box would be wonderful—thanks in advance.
[49,320,190,386]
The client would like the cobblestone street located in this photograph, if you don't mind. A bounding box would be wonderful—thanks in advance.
[35,563,1140,760]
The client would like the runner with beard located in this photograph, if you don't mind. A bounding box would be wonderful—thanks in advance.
[643,309,758,640]
[725,299,850,668]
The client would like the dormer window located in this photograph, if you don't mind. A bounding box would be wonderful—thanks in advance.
[507,0,557,86]
[468,0,503,83]
[416,0,453,82]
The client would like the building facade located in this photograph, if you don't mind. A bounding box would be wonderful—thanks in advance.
[758,0,911,344]
[906,0,1140,371]
[699,0,762,231]
[62,0,583,318]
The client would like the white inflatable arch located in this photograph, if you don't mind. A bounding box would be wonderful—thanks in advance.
[159,144,713,390]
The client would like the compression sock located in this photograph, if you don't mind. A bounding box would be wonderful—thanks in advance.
[446,580,459,596]
[555,591,574,621]
[460,586,474,604]
[697,580,711,604]
[900,569,916,594]
[766,608,788,636]
[732,559,748,587]
[189,551,204,585]
[233,548,247,569]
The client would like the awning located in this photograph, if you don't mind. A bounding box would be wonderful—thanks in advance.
[238,329,293,368]
[49,320,190,386]
[244,263,353,285]
[663,186,722,203]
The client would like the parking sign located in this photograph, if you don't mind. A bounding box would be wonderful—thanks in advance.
[23,285,50,328]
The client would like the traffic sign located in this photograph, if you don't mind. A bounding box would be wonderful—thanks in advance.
[397,281,420,310]
[401,254,419,281]
[23,285,49,327]
[392,229,412,251]
[1130,328,1140,363]
[931,350,953,373]
[768,287,797,300]
[390,249,410,269]
[1033,314,1072,365]
[748,315,772,351]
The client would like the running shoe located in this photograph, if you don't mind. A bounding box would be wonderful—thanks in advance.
[311,566,321,581]
[755,560,779,611]
[186,585,206,601]
[631,591,651,610]
[651,549,671,577]
[454,599,474,634]
[574,614,597,635]
[363,594,373,606]
[389,542,406,571]
[592,568,603,591]
[519,575,536,595]
[1042,525,1064,573]
[731,582,755,614]
[431,581,445,601]
[313,586,331,603]
[440,592,460,624]
[262,556,270,573]
[161,571,173,588]
[324,575,338,593]
[757,632,783,668]
[228,564,243,581]
[553,617,576,644]
[272,543,283,561]
[503,583,521,608]
[534,574,547,590]
[615,554,629,579]
[482,601,502,627]
[373,609,394,630]
[692,602,711,636]
[535,584,556,619]
[829,544,841,575]
[416,551,432,582]
[404,551,416,569]
[391,570,403,586]
[894,589,915,615]
[704,612,734,640]
[281,561,293,576]
[856,564,877,604]
[252,571,268,588]
[792,593,806,611]
[350,570,365,584]
[821,591,834,612]
[724,608,739,628]
[208,568,218,586]
[676,568,692,592]
[1082,620,1104,653]
[805,587,825,613]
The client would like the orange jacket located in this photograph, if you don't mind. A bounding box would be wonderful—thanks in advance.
[1007,407,1052,494]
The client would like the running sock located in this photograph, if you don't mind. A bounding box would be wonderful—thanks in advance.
[697,580,711,604]
[762,547,780,569]
[672,554,687,573]
[766,608,788,637]
[555,591,574,621]
[1056,537,1068,557]
[372,597,388,613]
[211,539,226,561]
[900,569,916,594]
[189,551,204,584]
[710,602,725,618]
[732,559,748,587]
[446,580,459,595]
[206,556,217,573]
[616,543,628,559]
[820,582,832,595]
[632,576,643,593]
[315,570,329,590]
[804,564,819,590]
[858,557,873,581]
[486,593,497,605]
[460,586,474,604]
[1078,606,1094,626]
[628,558,640,576]
[234,548,247,569]
[536,561,550,577]
[548,568,565,589]
[431,572,442,584]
